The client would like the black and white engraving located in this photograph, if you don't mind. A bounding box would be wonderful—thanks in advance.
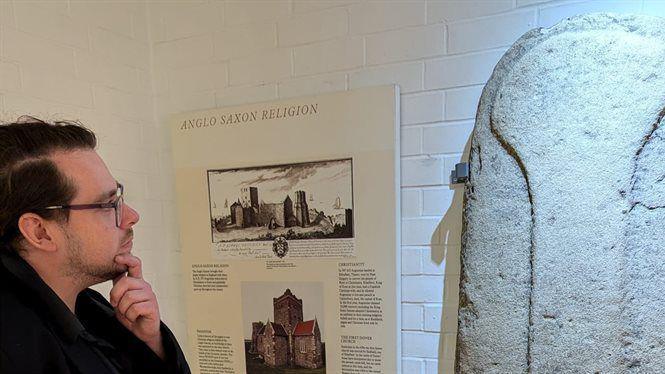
[208,159,354,244]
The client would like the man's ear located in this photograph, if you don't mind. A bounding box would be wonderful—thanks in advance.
[17,213,58,252]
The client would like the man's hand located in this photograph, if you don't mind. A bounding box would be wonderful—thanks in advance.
[110,254,165,360]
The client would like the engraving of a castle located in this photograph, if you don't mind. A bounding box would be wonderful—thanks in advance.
[207,158,355,260]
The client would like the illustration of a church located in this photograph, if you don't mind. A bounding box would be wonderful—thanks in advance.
[250,289,324,369]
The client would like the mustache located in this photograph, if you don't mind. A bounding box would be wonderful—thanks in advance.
[122,229,134,245]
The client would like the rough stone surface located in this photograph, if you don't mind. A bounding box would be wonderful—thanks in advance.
[456,14,665,373]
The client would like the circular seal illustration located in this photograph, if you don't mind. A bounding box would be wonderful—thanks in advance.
[272,236,289,258]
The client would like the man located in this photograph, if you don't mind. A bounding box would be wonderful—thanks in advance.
[0,117,190,373]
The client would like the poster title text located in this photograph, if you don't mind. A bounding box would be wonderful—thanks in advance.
[179,103,318,131]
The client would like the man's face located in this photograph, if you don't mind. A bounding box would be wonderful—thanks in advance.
[51,150,140,284]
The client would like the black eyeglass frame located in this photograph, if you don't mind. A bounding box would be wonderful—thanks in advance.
[42,183,124,227]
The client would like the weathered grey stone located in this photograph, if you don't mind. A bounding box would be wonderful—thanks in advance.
[457,14,665,373]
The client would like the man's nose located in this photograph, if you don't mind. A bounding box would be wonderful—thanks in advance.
[121,203,140,228]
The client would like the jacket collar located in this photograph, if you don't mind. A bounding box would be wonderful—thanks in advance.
[0,250,84,343]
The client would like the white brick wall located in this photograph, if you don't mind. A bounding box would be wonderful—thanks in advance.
[1,1,660,372]
[0,0,186,350]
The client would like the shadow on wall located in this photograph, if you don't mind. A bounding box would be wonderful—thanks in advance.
[431,135,472,373]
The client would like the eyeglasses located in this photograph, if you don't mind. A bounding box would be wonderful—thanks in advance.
[43,183,124,227]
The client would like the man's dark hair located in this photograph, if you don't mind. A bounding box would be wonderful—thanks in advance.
[0,116,97,252]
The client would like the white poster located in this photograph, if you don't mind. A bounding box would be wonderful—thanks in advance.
[171,86,400,374]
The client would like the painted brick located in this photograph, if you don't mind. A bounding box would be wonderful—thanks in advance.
[162,2,223,40]
[132,199,165,228]
[145,173,175,202]
[539,0,642,28]
[2,27,76,77]
[402,217,441,245]
[366,24,445,65]
[349,1,426,35]
[422,188,455,216]
[294,37,363,76]
[401,126,422,157]
[216,84,278,108]
[422,247,445,275]
[132,9,150,43]
[0,0,15,28]
[91,115,143,149]
[18,0,69,16]
[169,63,228,93]
[0,62,21,92]
[402,331,440,358]
[402,303,424,330]
[425,359,441,374]
[70,1,134,38]
[213,21,276,60]
[402,358,424,374]
[424,305,442,332]
[402,275,444,303]
[449,10,536,54]
[153,96,174,124]
[278,7,348,46]
[22,68,93,108]
[13,2,89,49]
[94,86,153,122]
[422,122,473,154]
[427,0,513,23]
[76,51,139,92]
[401,157,444,187]
[293,0,358,14]
[349,62,423,93]
[152,69,170,96]
[147,5,167,43]
[156,148,174,174]
[149,1,207,24]
[225,0,291,26]
[444,85,483,121]
[229,48,291,86]
[132,237,166,267]
[2,93,87,122]
[169,90,216,113]
[113,170,148,201]
[517,0,550,6]
[278,72,347,99]
[98,144,159,175]
[91,28,150,69]
[153,35,213,69]
[401,188,421,219]
[136,69,153,95]
[425,49,505,89]
[401,91,444,125]
[402,247,422,274]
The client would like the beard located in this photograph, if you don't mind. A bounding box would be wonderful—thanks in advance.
[62,229,126,285]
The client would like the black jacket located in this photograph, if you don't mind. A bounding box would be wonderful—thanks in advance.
[0,250,191,374]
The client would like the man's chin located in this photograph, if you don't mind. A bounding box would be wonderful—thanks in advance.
[90,266,127,284]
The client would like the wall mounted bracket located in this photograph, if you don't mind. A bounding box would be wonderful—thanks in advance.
[450,162,469,184]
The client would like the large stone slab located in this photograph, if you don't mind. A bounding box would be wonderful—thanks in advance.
[457,14,665,373]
